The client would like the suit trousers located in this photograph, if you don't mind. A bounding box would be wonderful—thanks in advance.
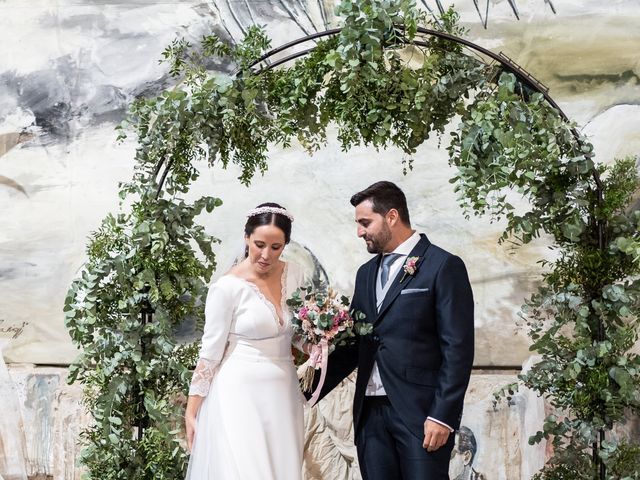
[356,396,454,480]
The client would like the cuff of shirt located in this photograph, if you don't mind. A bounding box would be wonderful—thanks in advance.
[427,416,454,433]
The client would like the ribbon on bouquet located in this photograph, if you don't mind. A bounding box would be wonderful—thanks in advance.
[305,338,328,408]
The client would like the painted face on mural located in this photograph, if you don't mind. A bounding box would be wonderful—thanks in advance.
[354,199,393,254]
[244,224,286,275]
[449,443,473,478]
[449,447,466,477]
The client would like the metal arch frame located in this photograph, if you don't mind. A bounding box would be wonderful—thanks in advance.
[250,26,565,118]
[146,26,608,479]
[151,26,605,255]
[246,26,604,244]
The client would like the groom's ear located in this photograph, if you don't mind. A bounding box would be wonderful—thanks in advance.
[386,208,400,227]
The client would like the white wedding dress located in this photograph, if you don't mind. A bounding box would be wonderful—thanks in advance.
[186,262,305,480]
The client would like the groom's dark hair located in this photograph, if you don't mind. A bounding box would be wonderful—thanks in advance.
[350,181,411,226]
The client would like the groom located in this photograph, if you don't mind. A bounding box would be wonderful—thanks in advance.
[320,181,475,479]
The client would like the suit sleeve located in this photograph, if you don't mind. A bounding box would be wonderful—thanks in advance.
[429,255,474,428]
[312,266,368,401]
[315,340,358,400]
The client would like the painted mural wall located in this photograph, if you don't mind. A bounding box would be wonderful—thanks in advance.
[3,0,637,366]
[1,0,639,366]
[0,1,639,478]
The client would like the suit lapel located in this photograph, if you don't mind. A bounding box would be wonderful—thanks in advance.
[375,234,431,324]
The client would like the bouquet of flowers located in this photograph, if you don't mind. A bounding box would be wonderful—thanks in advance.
[287,284,371,397]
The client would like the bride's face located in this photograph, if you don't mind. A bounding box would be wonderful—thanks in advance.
[245,224,286,275]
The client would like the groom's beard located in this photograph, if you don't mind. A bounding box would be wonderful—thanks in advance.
[364,224,392,254]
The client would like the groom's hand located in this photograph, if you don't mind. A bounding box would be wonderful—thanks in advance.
[423,419,450,452]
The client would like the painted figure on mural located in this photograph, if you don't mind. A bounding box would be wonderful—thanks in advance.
[184,203,315,480]
[450,426,486,480]
[318,181,475,479]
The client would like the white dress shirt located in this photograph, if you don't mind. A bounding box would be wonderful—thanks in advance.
[365,231,453,432]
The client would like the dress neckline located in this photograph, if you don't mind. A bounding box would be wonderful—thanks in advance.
[226,262,289,328]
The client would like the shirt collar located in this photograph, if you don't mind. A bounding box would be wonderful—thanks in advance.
[389,231,420,256]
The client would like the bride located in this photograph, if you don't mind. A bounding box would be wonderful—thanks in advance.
[184,202,311,480]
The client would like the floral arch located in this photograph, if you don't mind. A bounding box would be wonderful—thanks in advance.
[64,2,640,478]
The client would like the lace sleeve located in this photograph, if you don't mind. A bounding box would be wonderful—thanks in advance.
[188,358,219,397]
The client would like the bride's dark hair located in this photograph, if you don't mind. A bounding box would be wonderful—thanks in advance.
[244,203,292,255]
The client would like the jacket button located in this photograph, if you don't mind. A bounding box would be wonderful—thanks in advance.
[373,334,380,342]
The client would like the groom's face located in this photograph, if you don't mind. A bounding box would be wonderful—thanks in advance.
[355,199,392,254]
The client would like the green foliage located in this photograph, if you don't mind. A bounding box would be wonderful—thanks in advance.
[499,157,640,475]
[67,0,640,477]
[65,143,221,478]
[448,49,640,478]
[126,1,486,186]
[449,72,596,245]
[532,441,640,480]
[532,450,593,480]
[606,441,640,479]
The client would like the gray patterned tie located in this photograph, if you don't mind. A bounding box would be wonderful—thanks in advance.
[380,253,402,287]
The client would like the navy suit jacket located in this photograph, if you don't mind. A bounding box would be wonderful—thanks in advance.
[320,234,475,441]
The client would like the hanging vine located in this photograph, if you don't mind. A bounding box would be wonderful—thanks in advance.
[65,0,639,478]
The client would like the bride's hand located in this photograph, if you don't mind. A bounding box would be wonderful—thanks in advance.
[185,412,197,451]
[308,343,323,368]
[185,394,204,451]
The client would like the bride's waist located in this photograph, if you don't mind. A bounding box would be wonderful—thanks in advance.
[223,336,293,363]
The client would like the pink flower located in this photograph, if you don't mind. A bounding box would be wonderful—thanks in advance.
[405,257,418,273]
[400,256,420,283]
[288,286,368,370]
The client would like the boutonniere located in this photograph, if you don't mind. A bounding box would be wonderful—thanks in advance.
[400,256,420,283]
